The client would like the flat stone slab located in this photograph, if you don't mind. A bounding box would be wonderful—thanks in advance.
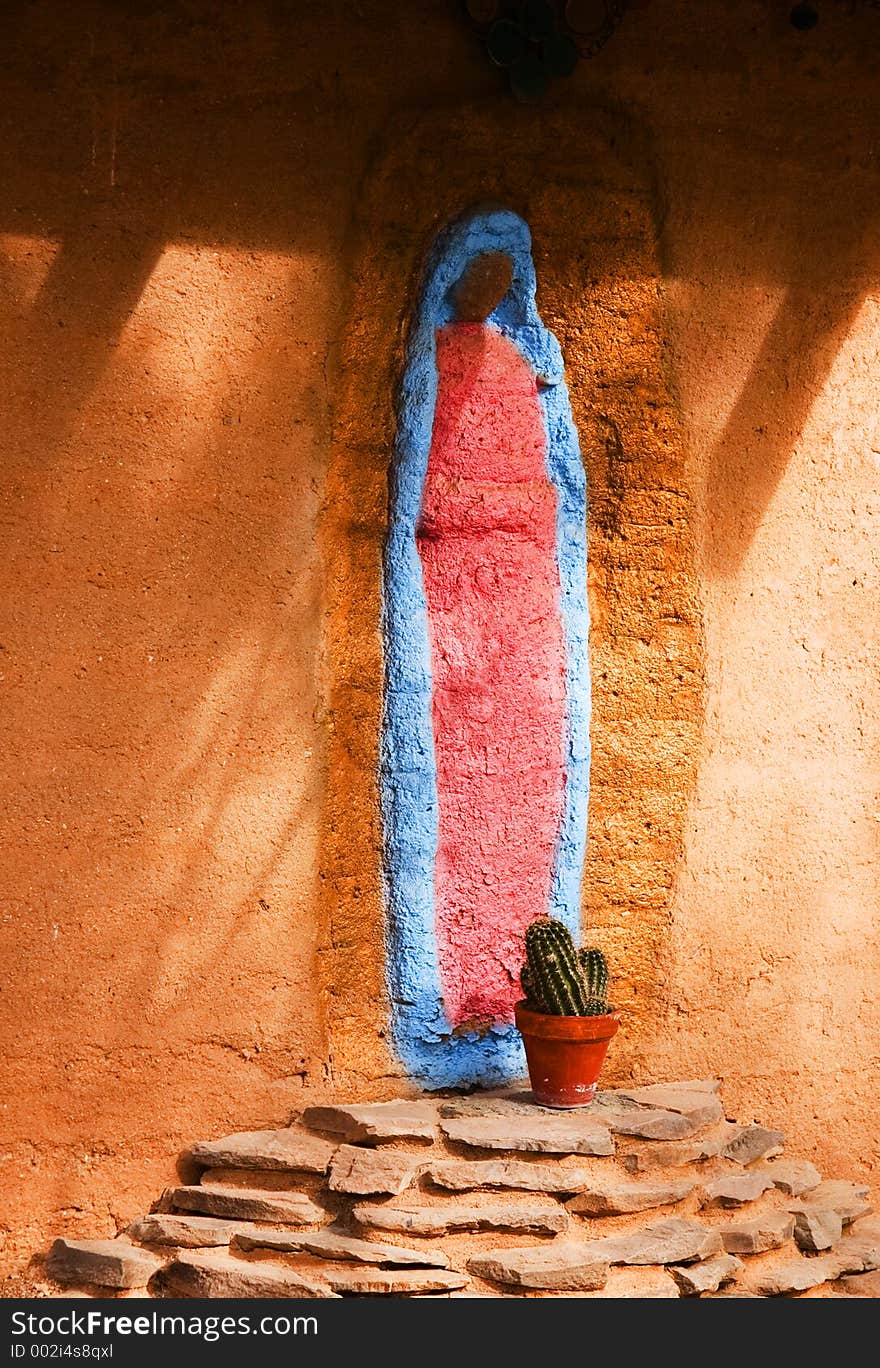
[745,1222,880,1296]
[438,1094,546,1118]
[834,1219,880,1272]
[590,1217,722,1266]
[609,1083,724,1129]
[428,1158,593,1194]
[699,1171,775,1208]
[353,1200,569,1237]
[154,1249,335,1298]
[720,1124,784,1165]
[328,1145,423,1196]
[622,1127,735,1173]
[746,1256,834,1297]
[592,1094,702,1141]
[835,1269,880,1297]
[566,1176,695,1216]
[468,1243,609,1291]
[232,1227,450,1268]
[127,1213,278,1249]
[792,1180,871,1224]
[720,1210,795,1254]
[757,1159,821,1197]
[47,1238,165,1290]
[439,1113,613,1156]
[793,1206,843,1253]
[170,1184,325,1225]
[669,1252,744,1296]
[301,1101,437,1144]
[190,1127,337,1174]
[440,1090,700,1142]
[322,1266,468,1295]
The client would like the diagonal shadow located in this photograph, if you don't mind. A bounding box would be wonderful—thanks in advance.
[704,278,868,578]
[8,226,163,468]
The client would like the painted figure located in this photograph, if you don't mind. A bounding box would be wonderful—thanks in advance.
[416,254,567,1027]
[383,209,589,1088]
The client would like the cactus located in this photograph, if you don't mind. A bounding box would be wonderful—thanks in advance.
[520,918,612,1017]
[524,918,590,1016]
[578,947,609,1005]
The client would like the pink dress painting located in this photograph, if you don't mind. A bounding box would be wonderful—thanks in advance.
[416,321,567,1027]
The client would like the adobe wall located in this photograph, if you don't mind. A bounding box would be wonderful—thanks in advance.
[1,1,878,1274]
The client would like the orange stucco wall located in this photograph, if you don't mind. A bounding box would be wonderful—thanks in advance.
[1,1,879,1276]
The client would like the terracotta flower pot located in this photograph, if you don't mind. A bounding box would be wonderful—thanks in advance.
[514,1000,621,1108]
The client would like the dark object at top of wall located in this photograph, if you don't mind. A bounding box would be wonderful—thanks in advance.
[465,0,627,103]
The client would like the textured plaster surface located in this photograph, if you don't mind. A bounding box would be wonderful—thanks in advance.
[3,0,880,1277]
[383,210,589,1084]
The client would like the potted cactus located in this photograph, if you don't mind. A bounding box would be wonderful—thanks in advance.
[514,917,620,1108]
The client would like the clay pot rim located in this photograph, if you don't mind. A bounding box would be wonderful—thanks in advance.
[514,999,621,1040]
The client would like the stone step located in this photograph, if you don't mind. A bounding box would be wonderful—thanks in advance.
[792,1206,843,1253]
[699,1171,775,1208]
[756,1159,821,1197]
[322,1266,468,1296]
[720,1125,784,1166]
[622,1127,735,1173]
[834,1269,880,1297]
[327,1144,423,1196]
[443,1088,697,1143]
[169,1184,325,1225]
[439,1111,614,1156]
[719,1210,795,1254]
[353,1199,569,1237]
[128,1213,284,1249]
[565,1175,695,1216]
[47,1238,165,1290]
[301,1101,437,1144]
[605,1082,725,1129]
[790,1180,871,1225]
[428,1157,594,1194]
[468,1242,609,1292]
[195,1167,308,1191]
[471,1215,721,1288]
[744,1217,880,1296]
[669,1252,743,1296]
[231,1227,450,1268]
[154,1249,336,1298]
[442,1084,722,1142]
[189,1126,337,1174]
[468,1215,722,1290]
[591,1096,707,1141]
[584,1216,722,1266]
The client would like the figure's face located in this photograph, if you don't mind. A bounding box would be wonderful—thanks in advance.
[450,251,514,322]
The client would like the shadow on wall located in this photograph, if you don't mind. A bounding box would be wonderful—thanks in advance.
[0,237,334,1256]
[704,274,871,578]
[657,234,880,1177]
[0,0,393,1265]
[689,172,878,579]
